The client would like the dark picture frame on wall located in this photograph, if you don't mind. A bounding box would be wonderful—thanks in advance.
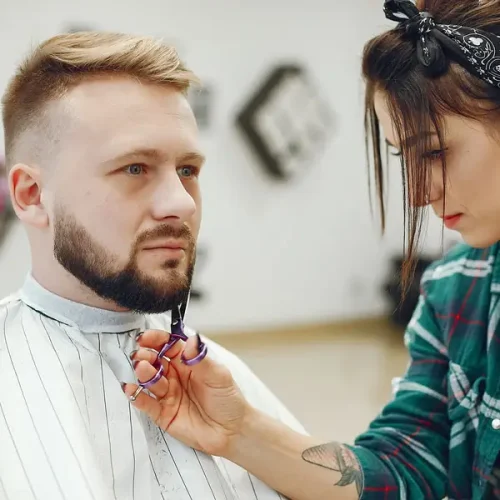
[236,63,334,181]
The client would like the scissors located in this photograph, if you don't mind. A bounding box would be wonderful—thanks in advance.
[129,303,208,402]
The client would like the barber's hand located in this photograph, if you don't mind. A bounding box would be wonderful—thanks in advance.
[122,330,249,457]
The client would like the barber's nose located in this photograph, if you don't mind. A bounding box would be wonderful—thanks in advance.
[428,166,444,206]
[151,172,196,222]
[427,183,442,206]
[410,167,443,207]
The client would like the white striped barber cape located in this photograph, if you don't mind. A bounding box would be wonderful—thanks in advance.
[0,275,306,500]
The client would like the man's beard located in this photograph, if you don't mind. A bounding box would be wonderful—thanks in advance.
[53,208,196,314]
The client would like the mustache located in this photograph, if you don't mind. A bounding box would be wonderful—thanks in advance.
[135,224,195,248]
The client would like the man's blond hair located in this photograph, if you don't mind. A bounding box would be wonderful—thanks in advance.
[2,31,199,166]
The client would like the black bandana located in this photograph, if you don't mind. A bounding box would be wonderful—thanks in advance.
[384,0,500,89]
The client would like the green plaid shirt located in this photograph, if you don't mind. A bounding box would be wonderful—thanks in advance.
[347,242,500,499]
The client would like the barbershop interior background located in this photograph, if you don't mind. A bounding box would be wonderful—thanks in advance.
[0,0,460,442]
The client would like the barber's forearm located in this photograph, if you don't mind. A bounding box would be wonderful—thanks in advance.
[225,407,362,500]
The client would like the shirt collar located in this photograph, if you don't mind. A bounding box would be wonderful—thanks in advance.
[19,274,145,334]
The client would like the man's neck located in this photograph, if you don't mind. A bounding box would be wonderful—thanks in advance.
[31,261,130,313]
[20,273,145,334]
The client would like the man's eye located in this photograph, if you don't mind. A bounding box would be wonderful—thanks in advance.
[124,164,146,175]
[178,166,199,178]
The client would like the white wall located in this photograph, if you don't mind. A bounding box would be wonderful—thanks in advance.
[0,0,458,332]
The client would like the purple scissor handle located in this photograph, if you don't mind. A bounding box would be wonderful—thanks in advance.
[157,307,189,359]
[134,312,184,393]
[160,304,208,366]
[137,363,165,390]
[130,345,165,400]
[136,304,207,395]
[180,336,208,366]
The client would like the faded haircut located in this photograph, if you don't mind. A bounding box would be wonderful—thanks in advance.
[2,31,199,167]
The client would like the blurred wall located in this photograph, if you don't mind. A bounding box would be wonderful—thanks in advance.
[0,0,458,332]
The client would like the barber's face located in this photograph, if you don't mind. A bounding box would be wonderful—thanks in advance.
[375,90,500,248]
[48,76,204,312]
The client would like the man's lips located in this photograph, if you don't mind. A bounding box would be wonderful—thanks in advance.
[143,240,188,251]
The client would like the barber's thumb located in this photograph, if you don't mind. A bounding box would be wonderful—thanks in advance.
[183,333,203,360]
[182,334,234,388]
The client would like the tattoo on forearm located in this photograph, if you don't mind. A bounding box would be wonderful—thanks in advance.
[302,442,363,497]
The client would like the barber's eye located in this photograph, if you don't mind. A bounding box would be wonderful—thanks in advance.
[125,164,145,175]
[423,149,446,161]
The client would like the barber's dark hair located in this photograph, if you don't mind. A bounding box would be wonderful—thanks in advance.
[363,0,500,292]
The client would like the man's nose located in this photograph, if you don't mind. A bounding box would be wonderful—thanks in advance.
[150,171,197,223]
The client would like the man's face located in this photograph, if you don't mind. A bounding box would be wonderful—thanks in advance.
[45,76,204,313]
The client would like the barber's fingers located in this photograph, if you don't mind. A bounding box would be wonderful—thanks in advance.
[182,334,203,361]
[136,329,183,360]
[122,376,182,428]
[181,335,234,389]
[133,336,219,389]
[122,359,182,417]
[144,359,171,395]
[132,347,171,371]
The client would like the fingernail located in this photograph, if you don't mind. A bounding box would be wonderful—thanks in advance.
[180,335,208,367]
[196,333,204,353]
[129,349,138,360]
[136,331,144,342]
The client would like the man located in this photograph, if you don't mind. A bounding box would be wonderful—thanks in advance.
[0,31,304,500]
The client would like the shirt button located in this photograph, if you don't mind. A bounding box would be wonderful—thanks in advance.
[492,419,500,430]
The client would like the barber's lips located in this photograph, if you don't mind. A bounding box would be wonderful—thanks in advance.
[442,214,463,229]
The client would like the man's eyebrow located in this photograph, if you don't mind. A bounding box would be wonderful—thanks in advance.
[102,148,206,165]
[177,152,206,165]
[102,148,162,165]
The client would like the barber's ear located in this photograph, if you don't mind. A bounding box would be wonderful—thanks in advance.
[9,163,49,228]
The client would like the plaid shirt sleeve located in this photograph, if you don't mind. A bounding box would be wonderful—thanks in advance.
[346,286,450,499]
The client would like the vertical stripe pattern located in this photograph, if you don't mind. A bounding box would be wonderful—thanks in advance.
[0,287,305,500]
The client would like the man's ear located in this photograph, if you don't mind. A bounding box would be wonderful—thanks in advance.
[9,163,49,228]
